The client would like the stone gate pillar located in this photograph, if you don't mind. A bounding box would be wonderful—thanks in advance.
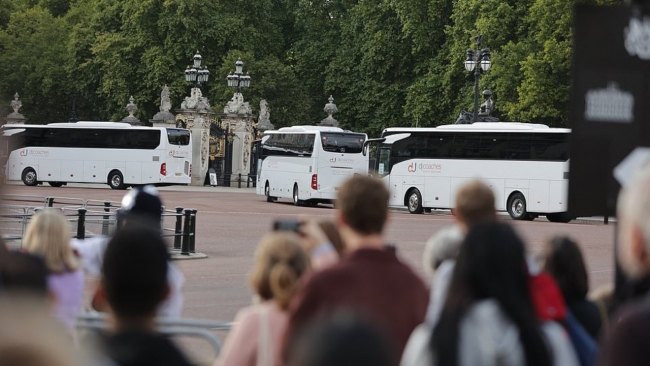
[5,92,26,125]
[220,93,256,187]
[176,88,214,186]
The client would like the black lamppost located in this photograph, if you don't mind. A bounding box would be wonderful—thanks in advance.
[464,35,491,123]
[226,58,251,93]
[184,51,210,88]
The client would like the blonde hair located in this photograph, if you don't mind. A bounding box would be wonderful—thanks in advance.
[24,209,79,273]
[249,232,309,310]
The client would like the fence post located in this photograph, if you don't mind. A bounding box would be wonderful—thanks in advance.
[190,209,198,253]
[604,215,609,225]
[45,197,54,207]
[174,207,183,250]
[181,209,192,255]
[102,201,111,236]
[77,208,87,239]
[247,175,250,188]
[238,173,241,188]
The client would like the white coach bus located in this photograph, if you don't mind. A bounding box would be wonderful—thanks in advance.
[256,126,367,206]
[366,122,572,222]
[1,122,192,189]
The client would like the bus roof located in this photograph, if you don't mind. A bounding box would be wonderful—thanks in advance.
[273,125,346,133]
[383,122,571,134]
[2,122,175,130]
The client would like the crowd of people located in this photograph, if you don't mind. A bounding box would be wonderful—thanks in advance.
[0,163,650,366]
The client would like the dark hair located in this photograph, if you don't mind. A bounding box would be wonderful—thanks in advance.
[455,180,496,227]
[336,176,389,235]
[102,224,168,318]
[0,251,48,296]
[318,220,345,255]
[432,222,552,366]
[288,313,394,366]
[542,236,588,304]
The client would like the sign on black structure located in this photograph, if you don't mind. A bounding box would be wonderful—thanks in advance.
[569,4,650,217]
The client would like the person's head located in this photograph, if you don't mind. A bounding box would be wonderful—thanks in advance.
[0,251,49,297]
[99,224,169,322]
[422,225,464,276]
[454,180,496,232]
[250,232,309,310]
[0,297,80,366]
[433,222,550,366]
[617,163,650,279]
[335,176,389,245]
[118,185,164,230]
[540,236,588,304]
[318,220,345,255]
[288,313,394,366]
[24,209,78,273]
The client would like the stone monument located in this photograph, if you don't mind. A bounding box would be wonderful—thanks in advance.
[221,91,255,187]
[176,87,214,186]
[256,99,275,133]
[319,95,339,127]
[150,85,175,127]
[6,92,26,125]
[122,96,142,125]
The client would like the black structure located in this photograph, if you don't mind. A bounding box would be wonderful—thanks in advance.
[226,58,251,94]
[206,123,233,187]
[68,95,78,122]
[464,35,492,123]
[184,51,210,89]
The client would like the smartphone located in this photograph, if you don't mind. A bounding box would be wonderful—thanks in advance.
[273,220,302,232]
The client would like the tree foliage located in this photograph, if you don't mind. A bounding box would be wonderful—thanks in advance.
[0,0,624,132]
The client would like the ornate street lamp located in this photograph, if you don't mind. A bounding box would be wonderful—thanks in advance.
[184,51,210,89]
[464,35,491,123]
[226,58,251,93]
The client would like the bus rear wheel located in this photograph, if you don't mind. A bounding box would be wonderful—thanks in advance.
[293,185,304,206]
[108,171,125,190]
[507,192,534,220]
[48,182,64,188]
[21,168,38,186]
[265,182,276,202]
[407,189,424,214]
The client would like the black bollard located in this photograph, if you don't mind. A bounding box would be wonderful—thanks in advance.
[102,201,111,236]
[181,209,192,255]
[77,208,87,239]
[174,207,183,250]
[190,209,198,253]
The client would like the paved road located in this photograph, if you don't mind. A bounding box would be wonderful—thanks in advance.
[1,182,617,362]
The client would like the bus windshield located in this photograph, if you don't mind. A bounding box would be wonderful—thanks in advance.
[320,132,365,154]
[167,129,191,146]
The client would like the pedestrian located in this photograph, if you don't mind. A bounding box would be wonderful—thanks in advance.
[539,236,603,339]
[453,180,497,234]
[599,163,650,366]
[282,175,429,363]
[400,222,579,366]
[215,232,309,366]
[288,313,393,366]
[71,185,185,317]
[94,224,194,366]
[24,209,84,332]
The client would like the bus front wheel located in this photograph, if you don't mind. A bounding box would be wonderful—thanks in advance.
[546,212,573,223]
[108,171,126,190]
[407,189,424,214]
[507,193,534,221]
[21,168,38,186]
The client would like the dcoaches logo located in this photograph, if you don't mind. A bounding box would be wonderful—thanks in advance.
[19,149,27,156]
[407,162,442,173]
[407,163,417,172]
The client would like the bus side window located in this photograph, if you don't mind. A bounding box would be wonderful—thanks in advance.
[378,148,390,176]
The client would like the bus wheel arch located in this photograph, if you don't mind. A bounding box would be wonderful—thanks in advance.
[48,182,65,188]
[507,191,534,221]
[107,170,126,190]
[405,188,424,214]
[21,167,38,186]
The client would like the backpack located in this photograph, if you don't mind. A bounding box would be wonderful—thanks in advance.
[565,311,599,366]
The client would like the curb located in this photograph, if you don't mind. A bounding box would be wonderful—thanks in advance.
[169,252,208,260]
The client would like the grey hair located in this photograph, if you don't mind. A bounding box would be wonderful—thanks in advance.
[423,225,464,276]
[617,161,650,251]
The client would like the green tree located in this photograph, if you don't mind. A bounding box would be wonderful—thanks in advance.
[0,6,72,122]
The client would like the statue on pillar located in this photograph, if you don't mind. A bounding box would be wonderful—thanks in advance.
[181,88,211,111]
[319,95,339,127]
[6,92,26,124]
[122,96,142,125]
[224,93,252,115]
[257,99,274,131]
[151,85,176,126]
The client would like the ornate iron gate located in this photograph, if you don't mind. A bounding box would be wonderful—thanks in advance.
[208,123,232,186]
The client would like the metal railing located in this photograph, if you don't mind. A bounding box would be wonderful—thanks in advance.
[76,312,232,358]
[217,173,256,188]
[0,194,199,255]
